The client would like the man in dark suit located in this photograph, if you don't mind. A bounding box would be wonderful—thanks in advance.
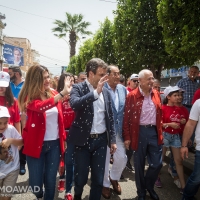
[68,58,117,200]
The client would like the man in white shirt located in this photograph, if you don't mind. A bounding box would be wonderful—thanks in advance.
[68,58,117,200]
[181,99,200,200]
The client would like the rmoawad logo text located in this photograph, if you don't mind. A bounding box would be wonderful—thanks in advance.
[0,186,40,193]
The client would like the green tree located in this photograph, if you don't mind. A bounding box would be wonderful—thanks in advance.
[52,13,92,58]
[78,39,94,71]
[113,0,138,77]
[93,17,116,65]
[114,0,179,79]
[67,56,77,74]
[157,0,200,64]
[74,55,83,74]
[67,39,94,74]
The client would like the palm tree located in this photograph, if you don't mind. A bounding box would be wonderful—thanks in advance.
[52,12,92,58]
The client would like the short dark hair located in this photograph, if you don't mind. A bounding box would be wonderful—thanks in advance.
[190,66,199,71]
[9,66,22,76]
[85,58,108,77]
[78,72,86,78]
[107,65,119,75]
[119,74,125,83]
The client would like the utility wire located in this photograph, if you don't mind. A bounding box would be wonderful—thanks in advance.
[39,58,67,66]
[6,19,67,49]
[0,4,55,20]
[39,54,67,63]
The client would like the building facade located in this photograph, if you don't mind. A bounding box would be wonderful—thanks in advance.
[3,37,40,75]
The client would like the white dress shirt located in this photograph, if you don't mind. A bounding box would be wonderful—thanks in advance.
[85,79,106,134]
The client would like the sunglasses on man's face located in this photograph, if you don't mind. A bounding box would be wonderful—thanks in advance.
[131,79,139,83]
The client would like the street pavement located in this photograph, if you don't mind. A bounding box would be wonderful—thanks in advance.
[12,162,200,200]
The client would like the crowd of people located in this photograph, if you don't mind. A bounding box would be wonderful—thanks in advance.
[0,60,200,200]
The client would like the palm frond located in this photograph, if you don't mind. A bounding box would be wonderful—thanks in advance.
[52,12,92,57]
[76,27,92,35]
[54,33,66,39]
[74,21,91,30]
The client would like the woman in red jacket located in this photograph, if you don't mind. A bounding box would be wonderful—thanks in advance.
[18,65,72,200]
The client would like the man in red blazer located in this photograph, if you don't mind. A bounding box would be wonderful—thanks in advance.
[123,69,163,200]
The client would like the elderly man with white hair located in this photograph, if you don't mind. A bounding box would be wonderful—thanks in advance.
[123,69,163,200]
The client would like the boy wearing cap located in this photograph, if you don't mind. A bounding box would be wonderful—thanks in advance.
[0,106,23,200]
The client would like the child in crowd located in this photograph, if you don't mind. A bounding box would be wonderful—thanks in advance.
[161,86,186,193]
[57,73,75,200]
[167,89,189,188]
[0,106,23,200]
[0,71,21,134]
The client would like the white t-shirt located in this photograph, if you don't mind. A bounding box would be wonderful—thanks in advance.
[0,125,22,179]
[85,79,106,134]
[44,106,59,141]
[189,99,200,151]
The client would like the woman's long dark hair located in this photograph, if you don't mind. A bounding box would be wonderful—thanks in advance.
[57,72,73,93]
[5,86,14,107]
[163,90,179,105]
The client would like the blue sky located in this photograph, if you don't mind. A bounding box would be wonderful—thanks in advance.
[0,0,117,75]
